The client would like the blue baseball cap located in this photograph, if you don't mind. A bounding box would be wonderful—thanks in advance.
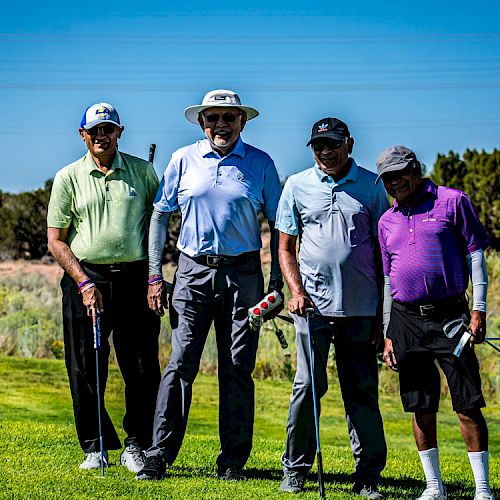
[80,102,122,130]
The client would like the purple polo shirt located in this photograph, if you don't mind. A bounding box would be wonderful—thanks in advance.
[378,179,489,303]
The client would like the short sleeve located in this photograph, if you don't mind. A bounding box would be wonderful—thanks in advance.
[275,177,300,236]
[261,156,282,221]
[371,183,391,237]
[154,154,181,212]
[455,191,490,253]
[47,169,73,228]
[378,217,391,276]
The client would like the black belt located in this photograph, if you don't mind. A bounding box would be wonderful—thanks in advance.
[395,294,467,318]
[81,260,147,273]
[188,251,259,268]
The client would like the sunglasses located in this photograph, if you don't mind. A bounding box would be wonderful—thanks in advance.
[86,124,117,136]
[311,139,346,152]
[204,112,242,123]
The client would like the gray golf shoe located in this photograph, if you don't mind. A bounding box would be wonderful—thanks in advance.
[279,471,306,493]
[120,445,145,473]
[79,451,108,470]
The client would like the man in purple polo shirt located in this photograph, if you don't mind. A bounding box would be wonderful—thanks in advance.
[376,145,493,500]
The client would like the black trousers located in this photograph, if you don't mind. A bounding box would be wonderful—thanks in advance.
[61,260,160,453]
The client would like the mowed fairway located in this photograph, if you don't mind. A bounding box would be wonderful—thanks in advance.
[0,356,498,499]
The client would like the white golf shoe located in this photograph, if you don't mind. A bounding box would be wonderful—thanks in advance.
[417,487,447,499]
[474,493,495,500]
[120,445,145,473]
[79,451,108,470]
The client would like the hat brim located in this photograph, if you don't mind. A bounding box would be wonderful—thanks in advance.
[83,119,122,130]
[375,162,410,184]
[184,104,259,124]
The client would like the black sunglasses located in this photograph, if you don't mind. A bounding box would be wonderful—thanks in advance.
[311,139,346,152]
[87,124,117,136]
[204,112,242,123]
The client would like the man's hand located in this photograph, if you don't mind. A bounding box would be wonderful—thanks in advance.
[469,310,487,344]
[148,281,168,317]
[383,338,398,371]
[81,286,104,326]
[288,294,315,317]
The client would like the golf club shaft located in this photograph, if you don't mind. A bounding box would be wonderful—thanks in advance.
[306,311,325,497]
[148,143,156,163]
[93,311,105,477]
[484,339,500,353]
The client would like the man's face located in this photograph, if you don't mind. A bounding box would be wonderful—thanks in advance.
[381,163,423,205]
[198,107,246,154]
[79,123,122,156]
[311,137,354,180]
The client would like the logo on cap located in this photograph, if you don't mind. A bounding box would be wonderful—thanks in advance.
[317,123,329,132]
[95,106,110,117]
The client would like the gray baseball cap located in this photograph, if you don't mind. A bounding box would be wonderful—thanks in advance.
[375,145,417,183]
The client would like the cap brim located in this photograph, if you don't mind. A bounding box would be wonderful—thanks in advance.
[83,119,122,130]
[306,132,347,146]
[184,104,259,124]
[375,162,410,183]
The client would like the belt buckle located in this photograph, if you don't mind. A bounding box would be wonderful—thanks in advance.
[205,255,221,268]
[419,304,435,317]
[109,263,123,272]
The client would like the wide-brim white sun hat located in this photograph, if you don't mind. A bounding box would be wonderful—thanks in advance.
[184,89,259,124]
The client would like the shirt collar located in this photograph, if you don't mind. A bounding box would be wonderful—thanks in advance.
[313,158,358,186]
[199,137,246,159]
[83,150,125,174]
[392,178,437,211]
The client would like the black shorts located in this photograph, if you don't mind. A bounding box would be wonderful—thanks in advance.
[387,300,485,413]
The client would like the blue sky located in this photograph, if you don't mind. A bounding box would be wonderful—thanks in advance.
[1,0,499,192]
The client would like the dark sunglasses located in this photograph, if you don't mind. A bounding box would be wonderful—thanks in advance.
[87,124,117,136]
[204,112,242,123]
[311,139,346,152]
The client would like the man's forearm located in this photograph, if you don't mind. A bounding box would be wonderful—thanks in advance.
[48,239,88,284]
[148,207,171,277]
[279,248,305,297]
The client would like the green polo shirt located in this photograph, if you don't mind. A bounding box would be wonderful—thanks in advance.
[47,150,159,264]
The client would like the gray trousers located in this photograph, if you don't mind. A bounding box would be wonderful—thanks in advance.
[146,252,264,470]
[282,315,387,484]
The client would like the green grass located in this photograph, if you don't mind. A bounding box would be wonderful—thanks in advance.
[0,357,498,499]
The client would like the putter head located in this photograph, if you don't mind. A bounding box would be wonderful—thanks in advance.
[442,318,468,338]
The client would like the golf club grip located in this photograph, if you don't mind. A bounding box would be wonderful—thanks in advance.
[317,450,325,497]
[148,143,156,163]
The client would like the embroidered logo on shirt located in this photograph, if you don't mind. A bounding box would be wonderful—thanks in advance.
[317,123,329,132]
[129,188,137,197]
[236,171,245,181]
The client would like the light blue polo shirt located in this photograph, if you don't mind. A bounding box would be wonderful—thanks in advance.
[154,138,281,257]
[276,160,390,317]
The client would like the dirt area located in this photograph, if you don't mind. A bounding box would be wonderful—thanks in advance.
[0,233,271,285]
[0,259,63,284]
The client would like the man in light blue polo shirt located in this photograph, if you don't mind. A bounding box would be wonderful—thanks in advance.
[137,89,283,482]
[277,118,389,498]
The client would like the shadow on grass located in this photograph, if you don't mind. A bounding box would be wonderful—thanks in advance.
[163,465,482,498]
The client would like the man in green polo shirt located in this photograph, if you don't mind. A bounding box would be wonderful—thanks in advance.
[47,102,161,473]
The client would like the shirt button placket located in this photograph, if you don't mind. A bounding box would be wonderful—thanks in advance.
[408,212,415,244]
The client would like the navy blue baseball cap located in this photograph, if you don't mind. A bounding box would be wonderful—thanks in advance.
[307,117,350,146]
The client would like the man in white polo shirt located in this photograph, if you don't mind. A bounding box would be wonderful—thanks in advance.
[137,89,283,481]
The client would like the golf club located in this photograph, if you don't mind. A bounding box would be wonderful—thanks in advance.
[148,143,156,163]
[306,309,325,498]
[443,319,500,356]
[93,309,106,477]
